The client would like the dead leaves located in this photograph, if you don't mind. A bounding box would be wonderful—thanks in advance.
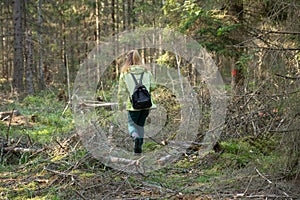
[0,110,35,127]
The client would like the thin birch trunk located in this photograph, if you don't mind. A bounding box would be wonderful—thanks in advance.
[96,0,101,82]
[172,41,184,96]
[65,54,71,102]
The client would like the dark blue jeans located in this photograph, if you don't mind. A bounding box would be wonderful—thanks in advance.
[128,110,150,138]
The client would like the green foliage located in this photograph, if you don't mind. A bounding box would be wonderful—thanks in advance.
[156,51,177,67]
[218,136,279,169]
[216,24,241,37]
[235,52,254,70]
[143,141,163,152]
[162,0,242,53]
[175,156,200,168]
[1,0,300,198]
[224,143,255,167]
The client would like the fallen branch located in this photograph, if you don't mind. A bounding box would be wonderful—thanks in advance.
[44,167,76,178]
[74,190,88,200]
[109,156,141,166]
[62,100,70,115]
[157,154,172,165]
[255,168,292,199]
[255,168,272,184]
[4,147,37,153]
[243,194,293,199]
[275,73,300,80]
[142,181,175,193]
[80,102,117,108]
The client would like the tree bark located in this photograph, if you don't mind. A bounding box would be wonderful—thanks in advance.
[13,0,24,93]
[122,0,126,30]
[226,0,245,96]
[25,29,34,95]
[37,0,45,89]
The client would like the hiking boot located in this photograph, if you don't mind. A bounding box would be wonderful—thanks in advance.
[134,138,143,153]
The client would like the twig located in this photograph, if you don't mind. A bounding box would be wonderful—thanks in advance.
[3,147,39,153]
[255,168,272,184]
[254,169,293,199]
[165,183,192,199]
[55,138,66,150]
[44,167,76,178]
[242,176,254,196]
[275,73,300,80]
[62,100,70,115]
[74,190,88,200]
[269,128,300,133]
[102,176,129,200]
[244,194,294,199]
[142,181,175,194]
[264,30,300,35]
[26,133,33,146]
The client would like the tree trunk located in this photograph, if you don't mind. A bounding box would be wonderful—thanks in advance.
[226,0,245,96]
[37,0,45,89]
[13,0,24,93]
[0,3,4,79]
[122,0,126,30]
[127,0,131,28]
[60,0,67,85]
[111,0,115,34]
[95,0,100,43]
[115,0,119,77]
[25,29,34,95]
[103,0,109,34]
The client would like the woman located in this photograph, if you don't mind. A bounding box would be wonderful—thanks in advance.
[117,50,156,154]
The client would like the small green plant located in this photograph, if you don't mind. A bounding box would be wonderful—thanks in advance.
[143,141,163,152]
[219,139,261,168]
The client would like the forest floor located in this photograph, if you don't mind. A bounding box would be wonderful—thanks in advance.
[0,91,300,200]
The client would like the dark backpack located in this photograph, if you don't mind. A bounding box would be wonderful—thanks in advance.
[130,72,152,109]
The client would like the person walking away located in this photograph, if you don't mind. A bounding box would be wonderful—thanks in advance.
[117,50,156,154]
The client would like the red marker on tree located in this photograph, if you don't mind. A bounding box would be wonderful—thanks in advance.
[231,69,237,77]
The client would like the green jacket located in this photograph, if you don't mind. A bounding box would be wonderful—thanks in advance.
[117,65,156,111]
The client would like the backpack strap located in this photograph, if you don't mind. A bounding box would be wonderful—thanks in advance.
[130,72,144,86]
[139,72,144,85]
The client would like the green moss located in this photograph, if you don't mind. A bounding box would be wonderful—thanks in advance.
[143,141,163,152]
[195,175,211,183]
[175,156,200,168]
[79,172,96,178]
[218,137,281,170]
[0,91,74,145]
